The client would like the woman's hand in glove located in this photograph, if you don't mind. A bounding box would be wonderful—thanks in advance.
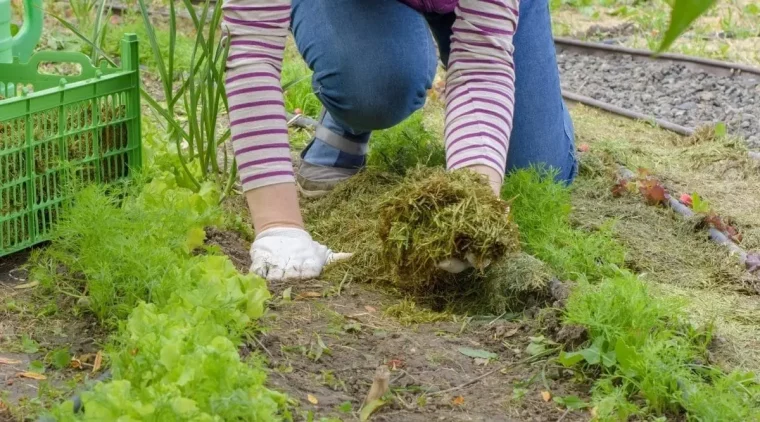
[250,227,352,282]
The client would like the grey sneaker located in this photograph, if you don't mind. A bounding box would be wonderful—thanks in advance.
[295,108,369,198]
[296,161,358,199]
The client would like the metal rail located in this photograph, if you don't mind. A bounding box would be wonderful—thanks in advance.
[554,37,760,77]
[555,38,760,159]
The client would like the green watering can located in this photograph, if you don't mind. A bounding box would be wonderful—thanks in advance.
[0,0,43,63]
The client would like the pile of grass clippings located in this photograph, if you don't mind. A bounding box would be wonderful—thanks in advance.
[376,167,519,290]
[306,167,542,313]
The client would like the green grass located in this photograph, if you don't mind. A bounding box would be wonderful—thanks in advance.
[501,168,626,282]
[282,57,322,119]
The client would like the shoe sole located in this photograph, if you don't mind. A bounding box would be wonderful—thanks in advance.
[297,180,333,199]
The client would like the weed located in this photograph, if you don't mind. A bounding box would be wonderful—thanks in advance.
[281,53,321,119]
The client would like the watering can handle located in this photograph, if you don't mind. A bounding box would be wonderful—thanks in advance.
[12,0,43,63]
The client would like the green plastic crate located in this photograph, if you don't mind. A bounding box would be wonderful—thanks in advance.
[0,34,142,257]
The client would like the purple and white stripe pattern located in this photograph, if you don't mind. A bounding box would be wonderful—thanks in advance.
[222,0,519,191]
[445,0,518,175]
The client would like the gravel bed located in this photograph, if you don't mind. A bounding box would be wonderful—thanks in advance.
[557,50,760,149]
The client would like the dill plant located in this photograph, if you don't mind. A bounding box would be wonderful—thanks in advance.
[31,173,223,324]
[564,273,760,419]
[501,168,626,282]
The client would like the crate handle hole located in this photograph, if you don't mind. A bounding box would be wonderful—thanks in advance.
[36,62,83,77]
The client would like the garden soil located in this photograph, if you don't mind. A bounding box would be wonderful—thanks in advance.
[213,229,590,422]
[0,251,106,419]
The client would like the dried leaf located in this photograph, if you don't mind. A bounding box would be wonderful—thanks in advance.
[92,351,103,374]
[13,281,39,290]
[541,391,552,402]
[0,357,22,365]
[503,327,520,338]
[70,359,82,369]
[364,306,377,313]
[387,359,405,370]
[473,358,490,366]
[452,396,465,406]
[639,179,667,206]
[307,394,319,405]
[297,291,322,300]
[725,225,742,243]
[704,214,726,231]
[364,365,391,405]
[17,371,46,380]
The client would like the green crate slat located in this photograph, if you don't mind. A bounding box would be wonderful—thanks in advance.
[0,34,142,257]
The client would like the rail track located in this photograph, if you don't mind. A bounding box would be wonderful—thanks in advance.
[554,37,760,151]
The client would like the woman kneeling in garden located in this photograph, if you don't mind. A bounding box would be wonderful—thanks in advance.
[222,0,577,281]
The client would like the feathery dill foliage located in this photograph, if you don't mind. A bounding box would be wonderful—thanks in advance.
[501,168,625,282]
[565,275,760,420]
[31,173,223,323]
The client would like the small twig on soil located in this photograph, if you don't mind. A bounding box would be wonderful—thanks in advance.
[252,335,274,360]
[425,351,555,397]
[556,409,571,422]
[487,312,508,326]
[394,392,415,410]
[425,366,505,397]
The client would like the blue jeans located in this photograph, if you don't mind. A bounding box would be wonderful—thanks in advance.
[291,0,577,183]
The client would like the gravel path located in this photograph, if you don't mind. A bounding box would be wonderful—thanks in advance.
[557,50,760,149]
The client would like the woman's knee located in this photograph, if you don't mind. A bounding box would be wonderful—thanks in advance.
[312,45,436,132]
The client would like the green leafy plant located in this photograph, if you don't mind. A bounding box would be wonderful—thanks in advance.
[134,0,233,193]
[22,335,40,354]
[49,348,72,370]
[30,172,223,323]
[53,0,234,195]
[48,256,286,420]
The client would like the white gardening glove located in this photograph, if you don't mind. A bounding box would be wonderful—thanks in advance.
[250,227,352,282]
[437,253,492,274]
